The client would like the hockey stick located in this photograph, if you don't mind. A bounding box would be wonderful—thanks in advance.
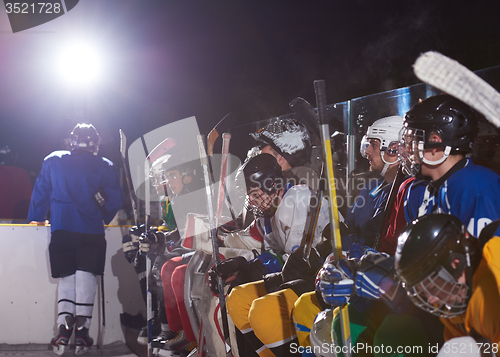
[143,137,176,357]
[98,274,106,353]
[289,97,321,139]
[413,51,500,128]
[197,135,232,356]
[207,114,237,221]
[289,97,326,263]
[119,129,139,226]
[216,133,231,228]
[314,79,352,356]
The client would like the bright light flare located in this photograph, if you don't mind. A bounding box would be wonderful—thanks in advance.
[56,42,103,87]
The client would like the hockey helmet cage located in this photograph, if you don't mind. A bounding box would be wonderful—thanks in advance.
[360,115,404,155]
[70,123,101,154]
[360,116,404,175]
[250,118,312,167]
[395,213,479,318]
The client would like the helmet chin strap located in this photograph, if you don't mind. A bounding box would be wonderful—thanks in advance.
[380,151,400,176]
[418,142,452,166]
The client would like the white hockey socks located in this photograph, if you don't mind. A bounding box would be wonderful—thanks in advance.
[56,274,76,327]
[75,270,97,329]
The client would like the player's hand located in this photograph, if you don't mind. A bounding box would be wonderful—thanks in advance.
[30,220,49,226]
[355,252,395,299]
[139,229,165,254]
[207,256,248,295]
[317,259,356,306]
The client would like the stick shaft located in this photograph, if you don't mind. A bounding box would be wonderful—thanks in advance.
[314,80,352,356]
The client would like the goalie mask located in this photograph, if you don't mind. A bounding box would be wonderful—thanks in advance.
[399,94,480,175]
[250,118,312,167]
[236,153,284,218]
[360,115,404,176]
[395,214,479,318]
[70,123,101,154]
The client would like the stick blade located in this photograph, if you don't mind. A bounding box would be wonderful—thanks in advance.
[414,51,500,128]
[146,137,177,163]
[119,129,127,158]
[207,128,219,157]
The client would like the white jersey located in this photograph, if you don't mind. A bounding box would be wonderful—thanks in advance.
[266,185,329,256]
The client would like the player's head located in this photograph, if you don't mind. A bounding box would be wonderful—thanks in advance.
[250,118,312,169]
[236,153,284,218]
[70,123,101,154]
[395,213,480,318]
[360,115,404,177]
[151,153,200,196]
[399,94,480,175]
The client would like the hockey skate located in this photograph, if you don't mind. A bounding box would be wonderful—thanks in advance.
[74,317,93,356]
[51,316,75,356]
[151,329,177,355]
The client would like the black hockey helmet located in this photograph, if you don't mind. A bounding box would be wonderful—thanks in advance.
[250,118,312,167]
[236,153,284,218]
[70,123,101,154]
[403,94,480,153]
[238,153,284,194]
[395,213,479,318]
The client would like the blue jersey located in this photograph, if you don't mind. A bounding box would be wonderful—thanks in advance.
[341,177,392,249]
[404,158,500,237]
[28,150,124,234]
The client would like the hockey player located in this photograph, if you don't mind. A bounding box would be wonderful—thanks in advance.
[400,93,500,237]
[291,115,406,354]
[28,123,124,355]
[395,213,500,348]
[209,153,329,357]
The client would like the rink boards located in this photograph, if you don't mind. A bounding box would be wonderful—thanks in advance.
[0,224,145,345]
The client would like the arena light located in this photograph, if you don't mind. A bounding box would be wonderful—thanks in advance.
[56,41,103,87]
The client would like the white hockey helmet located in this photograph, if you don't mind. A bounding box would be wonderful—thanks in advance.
[360,115,404,176]
[309,308,338,357]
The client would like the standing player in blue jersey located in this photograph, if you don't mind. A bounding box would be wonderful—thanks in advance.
[28,123,124,355]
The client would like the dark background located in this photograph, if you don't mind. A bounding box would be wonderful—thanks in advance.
[1,0,500,175]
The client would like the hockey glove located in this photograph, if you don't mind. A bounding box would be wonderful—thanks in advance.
[139,228,165,254]
[208,256,266,295]
[93,189,108,208]
[281,247,322,285]
[122,225,145,263]
[355,251,395,299]
[317,258,357,307]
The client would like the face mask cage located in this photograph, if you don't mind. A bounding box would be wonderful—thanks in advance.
[406,266,469,318]
[245,187,279,218]
[398,127,426,176]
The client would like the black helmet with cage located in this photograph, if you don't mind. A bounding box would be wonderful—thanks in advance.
[395,213,480,318]
[236,153,284,218]
[70,123,101,154]
[399,94,480,175]
[250,118,312,167]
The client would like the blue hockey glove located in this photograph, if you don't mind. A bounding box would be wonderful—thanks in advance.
[355,251,395,299]
[317,259,356,306]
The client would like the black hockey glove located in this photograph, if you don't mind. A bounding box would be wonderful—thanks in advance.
[122,225,145,263]
[93,189,108,208]
[208,256,266,295]
[281,247,323,285]
[139,228,165,254]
